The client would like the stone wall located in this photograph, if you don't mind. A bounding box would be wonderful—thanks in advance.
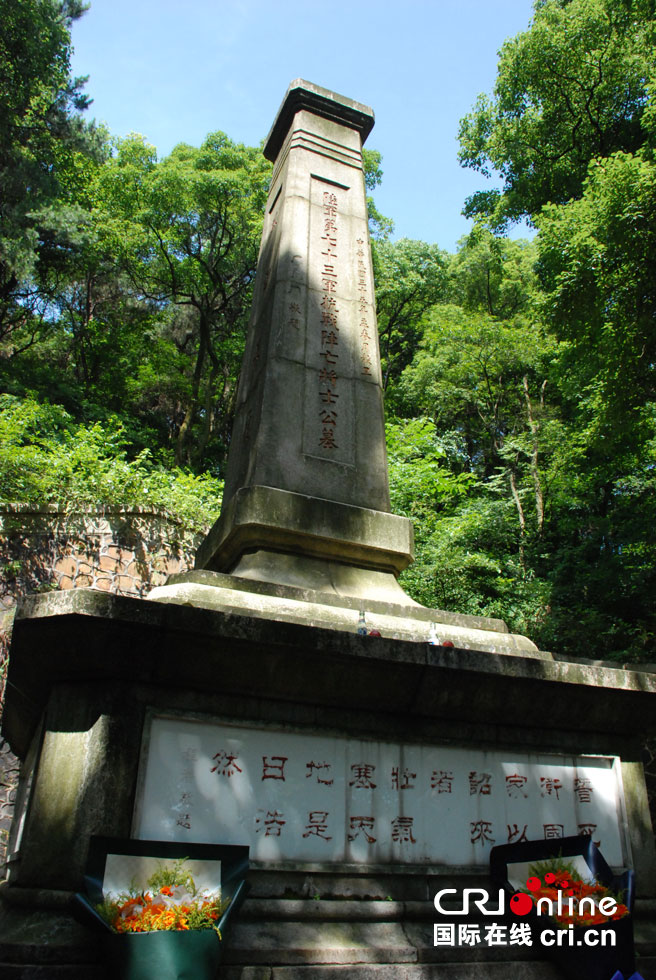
[0,505,204,869]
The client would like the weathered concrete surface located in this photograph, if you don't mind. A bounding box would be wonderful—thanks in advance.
[163,77,542,656]
[2,78,656,980]
[2,869,656,978]
[220,82,386,516]
[195,486,414,578]
[263,79,375,160]
[198,79,416,596]
[1,591,656,976]
[224,969,563,979]
[149,567,543,656]
[219,867,656,978]
[2,589,656,891]
[5,589,656,764]
[218,967,630,980]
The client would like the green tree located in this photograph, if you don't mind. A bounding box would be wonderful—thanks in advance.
[458,0,656,227]
[362,147,394,240]
[373,238,447,391]
[386,228,560,643]
[533,132,656,658]
[451,0,656,660]
[0,394,222,531]
[97,133,271,468]
[396,304,553,553]
[448,229,538,319]
[537,151,656,424]
[0,0,106,343]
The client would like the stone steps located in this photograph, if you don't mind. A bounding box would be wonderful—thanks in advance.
[2,869,656,979]
[219,870,656,980]
[222,967,563,980]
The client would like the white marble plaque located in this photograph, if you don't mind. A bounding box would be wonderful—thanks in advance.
[134,717,628,867]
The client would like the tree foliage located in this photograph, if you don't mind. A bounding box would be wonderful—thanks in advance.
[458,0,656,227]
[96,133,271,467]
[0,0,107,343]
[0,394,222,530]
[1,0,655,663]
[373,238,448,390]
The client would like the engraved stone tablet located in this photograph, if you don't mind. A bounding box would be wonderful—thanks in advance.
[135,717,628,868]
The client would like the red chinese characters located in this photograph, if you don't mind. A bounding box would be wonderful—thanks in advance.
[540,777,562,799]
[262,756,288,781]
[505,774,528,798]
[318,192,340,450]
[306,761,334,785]
[303,811,332,840]
[391,766,417,790]
[431,770,454,793]
[255,810,286,837]
[210,750,242,777]
[470,820,495,845]
[507,823,529,843]
[355,238,373,375]
[469,771,492,795]
[348,816,377,843]
[391,816,416,843]
[349,763,377,789]
[574,777,593,802]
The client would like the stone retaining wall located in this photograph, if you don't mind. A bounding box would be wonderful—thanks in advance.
[0,505,204,869]
[0,504,202,608]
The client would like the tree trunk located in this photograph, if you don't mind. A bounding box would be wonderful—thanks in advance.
[523,374,545,535]
[509,466,526,572]
[175,323,207,467]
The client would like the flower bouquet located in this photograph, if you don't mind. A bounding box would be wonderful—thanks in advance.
[522,857,630,929]
[490,834,635,980]
[74,837,249,980]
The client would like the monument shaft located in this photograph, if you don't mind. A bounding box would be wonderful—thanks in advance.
[225,81,387,511]
[196,81,414,584]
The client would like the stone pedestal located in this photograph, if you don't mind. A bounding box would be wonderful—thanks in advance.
[1,590,656,977]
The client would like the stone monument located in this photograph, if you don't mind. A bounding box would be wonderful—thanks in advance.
[1,80,656,979]
[150,79,538,657]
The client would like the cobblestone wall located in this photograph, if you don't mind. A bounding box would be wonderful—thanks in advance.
[0,505,204,870]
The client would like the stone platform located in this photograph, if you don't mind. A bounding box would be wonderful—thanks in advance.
[2,865,656,977]
[0,588,655,977]
[148,565,543,658]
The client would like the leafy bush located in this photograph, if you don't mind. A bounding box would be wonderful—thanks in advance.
[0,394,222,531]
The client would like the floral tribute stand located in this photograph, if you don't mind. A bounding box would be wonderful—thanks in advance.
[73,837,249,980]
[490,834,636,980]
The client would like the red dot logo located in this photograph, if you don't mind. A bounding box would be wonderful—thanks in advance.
[509,892,533,916]
[525,876,541,893]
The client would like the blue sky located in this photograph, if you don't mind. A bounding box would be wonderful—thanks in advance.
[70,0,536,252]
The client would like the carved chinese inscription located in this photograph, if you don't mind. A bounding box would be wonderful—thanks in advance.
[138,718,626,867]
[318,191,341,451]
[355,237,374,376]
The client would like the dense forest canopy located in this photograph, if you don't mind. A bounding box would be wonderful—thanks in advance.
[1,0,655,662]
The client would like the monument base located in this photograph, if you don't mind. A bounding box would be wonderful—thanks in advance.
[195,486,415,578]
[177,485,541,656]
[149,565,544,658]
[1,590,656,977]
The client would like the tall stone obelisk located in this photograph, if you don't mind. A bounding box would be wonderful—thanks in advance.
[195,80,414,600]
[152,79,540,653]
